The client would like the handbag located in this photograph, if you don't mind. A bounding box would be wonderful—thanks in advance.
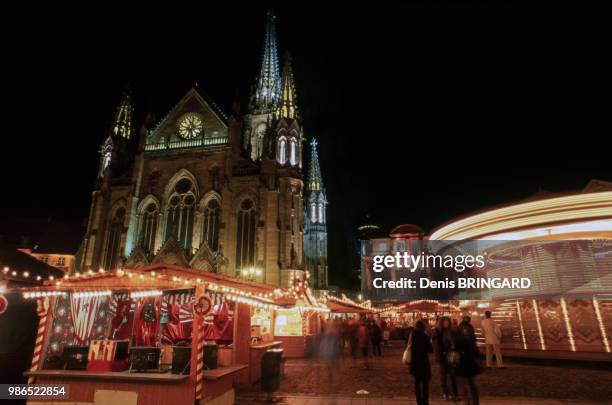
[445,349,461,369]
[402,332,413,365]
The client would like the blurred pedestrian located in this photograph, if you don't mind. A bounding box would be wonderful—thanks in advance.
[481,311,504,368]
[408,320,433,405]
[371,321,383,356]
[319,319,342,392]
[456,316,480,405]
[382,319,390,346]
[434,316,459,401]
[357,318,370,368]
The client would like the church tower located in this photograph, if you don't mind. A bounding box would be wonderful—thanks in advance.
[304,138,328,289]
[244,11,282,161]
[82,88,135,272]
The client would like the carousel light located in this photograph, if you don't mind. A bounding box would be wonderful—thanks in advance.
[49,276,54,281]
[593,297,611,353]
[3,266,9,273]
[23,272,30,278]
[36,275,41,281]
[11,271,17,276]
[560,298,576,352]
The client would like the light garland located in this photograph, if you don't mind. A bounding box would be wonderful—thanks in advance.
[23,291,66,299]
[20,266,329,311]
[73,290,112,299]
[130,290,163,298]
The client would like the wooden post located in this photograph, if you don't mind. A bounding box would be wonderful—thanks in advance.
[233,302,251,385]
[28,296,53,384]
[191,284,206,402]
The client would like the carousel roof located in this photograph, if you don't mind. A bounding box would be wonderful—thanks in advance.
[389,224,424,238]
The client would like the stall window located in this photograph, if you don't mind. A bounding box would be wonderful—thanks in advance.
[274,308,303,337]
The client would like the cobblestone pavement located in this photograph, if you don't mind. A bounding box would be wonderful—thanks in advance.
[236,394,610,405]
[238,344,612,404]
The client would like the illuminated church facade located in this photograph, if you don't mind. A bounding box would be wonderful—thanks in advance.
[79,12,328,288]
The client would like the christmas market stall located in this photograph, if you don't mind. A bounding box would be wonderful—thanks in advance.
[375,300,462,340]
[323,294,372,318]
[270,272,330,358]
[20,263,293,405]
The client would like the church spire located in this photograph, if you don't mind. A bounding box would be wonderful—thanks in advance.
[251,11,281,112]
[277,52,298,119]
[111,87,134,139]
[307,138,323,191]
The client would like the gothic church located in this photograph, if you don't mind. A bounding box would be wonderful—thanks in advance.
[80,12,328,288]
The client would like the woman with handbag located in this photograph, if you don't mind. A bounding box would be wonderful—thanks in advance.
[455,316,481,405]
[405,320,433,405]
[434,317,459,401]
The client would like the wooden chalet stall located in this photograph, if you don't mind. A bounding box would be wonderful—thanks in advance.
[270,273,329,358]
[325,295,372,318]
[21,263,290,405]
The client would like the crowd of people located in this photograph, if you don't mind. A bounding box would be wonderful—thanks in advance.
[318,311,504,405]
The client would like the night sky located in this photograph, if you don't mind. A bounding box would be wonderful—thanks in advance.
[2,4,608,289]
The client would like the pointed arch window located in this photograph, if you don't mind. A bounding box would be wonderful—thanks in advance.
[166,178,196,250]
[289,138,298,166]
[318,203,325,224]
[310,202,317,223]
[278,137,287,165]
[236,199,256,270]
[103,207,125,270]
[138,202,158,255]
[254,123,266,159]
[202,199,220,252]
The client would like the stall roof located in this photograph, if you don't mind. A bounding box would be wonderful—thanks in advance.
[325,296,372,313]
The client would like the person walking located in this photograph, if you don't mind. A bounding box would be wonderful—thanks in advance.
[357,319,370,368]
[480,310,504,368]
[433,317,459,401]
[408,320,433,405]
[319,320,342,392]
[349,318,359,358]
[455,316,480,405]
[371,321,383,356]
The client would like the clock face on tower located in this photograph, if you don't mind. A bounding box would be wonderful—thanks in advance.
[178,113,203,139]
